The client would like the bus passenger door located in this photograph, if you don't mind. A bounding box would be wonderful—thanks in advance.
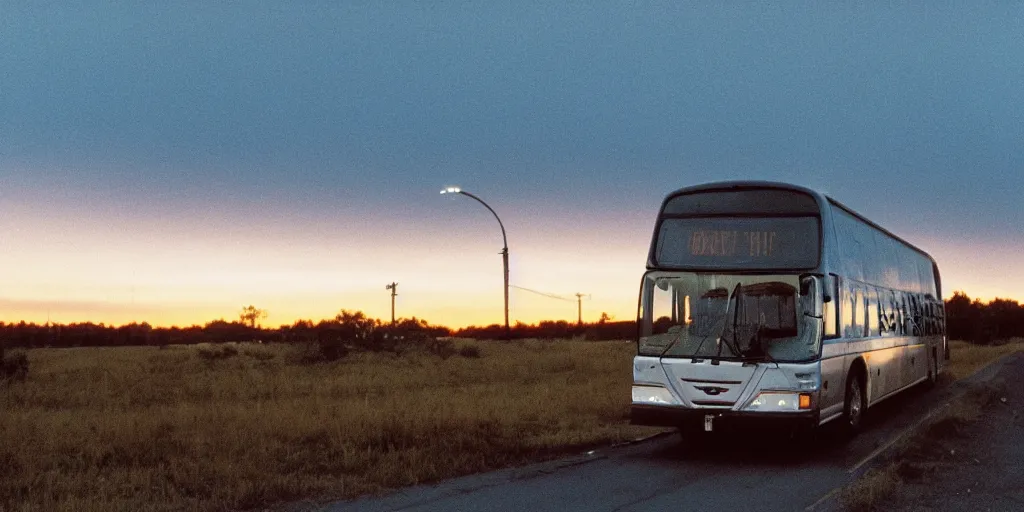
[818,276,846,422]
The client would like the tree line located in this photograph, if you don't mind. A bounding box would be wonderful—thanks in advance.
[2,292,1022,350]
[453,313,636,341]
[944,291,1024,344]
[0,310,449,350]
[0,314,635,349]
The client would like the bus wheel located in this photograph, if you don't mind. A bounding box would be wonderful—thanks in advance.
[843,371,866,435]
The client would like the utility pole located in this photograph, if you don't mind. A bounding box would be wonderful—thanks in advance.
[385,282,398,325]
[576,293,587,326]
[502,247,509,338]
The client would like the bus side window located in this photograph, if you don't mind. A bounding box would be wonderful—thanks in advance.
[866,287,880,337]
[886,290,899,335]
[840,280,856,338]
[856,286,866,338]
[926,298,933,335]
[910,295,921,336]
[890,292,898,335]
[842,282,863,339]
[923,295,937,335]
[921,294,929,333]
[894,291,904,336]
[900,292,910,336]
[878,289,891,335]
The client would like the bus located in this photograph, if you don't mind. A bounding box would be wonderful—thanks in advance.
[630,181,947,434]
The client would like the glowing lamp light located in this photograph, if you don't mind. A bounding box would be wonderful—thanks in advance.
[799,394,812,409]
[440,187,462,194]
[744,391,814,412]
[631,385,679,406]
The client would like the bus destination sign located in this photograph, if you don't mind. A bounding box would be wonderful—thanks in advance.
[656,217,820,269]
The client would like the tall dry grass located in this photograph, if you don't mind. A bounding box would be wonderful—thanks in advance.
[944,338,1024,380]
[0,340,659,511]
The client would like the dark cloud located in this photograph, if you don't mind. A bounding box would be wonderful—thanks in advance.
[2,2,1022,248]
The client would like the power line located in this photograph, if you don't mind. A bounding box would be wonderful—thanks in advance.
[509,285,575,302]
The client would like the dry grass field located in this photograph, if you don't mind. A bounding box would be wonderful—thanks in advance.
[3,338,1020,512]
[0,340,660,512]
[943,338,1024,380]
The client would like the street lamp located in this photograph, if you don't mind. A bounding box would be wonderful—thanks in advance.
[440,186,510,340]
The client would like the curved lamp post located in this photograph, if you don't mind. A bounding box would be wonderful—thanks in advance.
[440,186,510,340]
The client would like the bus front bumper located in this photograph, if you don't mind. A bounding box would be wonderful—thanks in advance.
[631,404,819,431]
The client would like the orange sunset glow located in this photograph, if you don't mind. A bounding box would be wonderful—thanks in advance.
[1,188,1021,331]
[0,190,656,328]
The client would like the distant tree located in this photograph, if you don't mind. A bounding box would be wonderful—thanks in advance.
[599,312,612,324]
[204,319,251,343]
[334,310,378,349]
[987,298,1023,343]
[239,305,268,328]
[945,291,976,341]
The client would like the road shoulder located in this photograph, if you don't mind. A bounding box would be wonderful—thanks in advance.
[837,352,1024,512]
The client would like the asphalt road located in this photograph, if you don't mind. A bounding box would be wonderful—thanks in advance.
[324,357,1018,512]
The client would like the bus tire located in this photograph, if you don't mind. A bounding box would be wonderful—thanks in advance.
[843,370,866,435]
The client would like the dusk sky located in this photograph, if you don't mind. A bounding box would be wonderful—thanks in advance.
[2,2,1022,328]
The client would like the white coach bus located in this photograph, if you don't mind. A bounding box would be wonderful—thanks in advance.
[630,181,947,434]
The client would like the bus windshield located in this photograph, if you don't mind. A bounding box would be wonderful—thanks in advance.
[638,272,821,362]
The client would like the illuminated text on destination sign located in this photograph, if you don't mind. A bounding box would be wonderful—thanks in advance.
[689,230,777,258]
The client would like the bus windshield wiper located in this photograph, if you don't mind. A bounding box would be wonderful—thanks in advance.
[664,284,735,360]
[717,283,745,359]
[657,322,688,358]
[711,283,745,360]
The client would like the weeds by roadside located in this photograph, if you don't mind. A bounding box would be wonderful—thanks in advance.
[840,374,1006,511]
[841,464,901,512]
[945,339,1024,380]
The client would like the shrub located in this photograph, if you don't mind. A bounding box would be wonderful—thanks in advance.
[315,338,349,362]
[196,344,238,361]
[1,350,29,382]
[243,347,277,361]
[458,345,482,359]
[292,339,349,365]
[425,338,456,359]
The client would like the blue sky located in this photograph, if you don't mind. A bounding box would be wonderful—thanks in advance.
[1,2,1022,327]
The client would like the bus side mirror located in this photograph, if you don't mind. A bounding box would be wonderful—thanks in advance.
[823,274,834,304]
[800,275,823,319]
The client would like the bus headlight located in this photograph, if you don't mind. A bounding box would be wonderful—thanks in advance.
[743,392,814,412]
[632,385,680,406]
